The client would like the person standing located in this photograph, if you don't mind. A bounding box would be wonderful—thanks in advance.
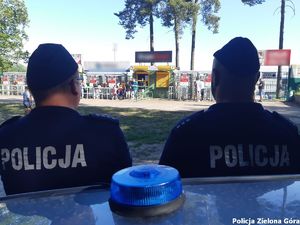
[0,44,132,195]
[132,78,138,100]
[194,78,200,101]
[159,37,300,178]
[199,78,205,101]
[258,78,265,102]
[22,86,33,114]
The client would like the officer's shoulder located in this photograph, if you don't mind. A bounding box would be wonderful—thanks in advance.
[0,116,22,129]
[271,111,298,131]
[84,113,119,125]
[175,110,205,130]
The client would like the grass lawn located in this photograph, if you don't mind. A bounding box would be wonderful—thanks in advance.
[0,103,193,164]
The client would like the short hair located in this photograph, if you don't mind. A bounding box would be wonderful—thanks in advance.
[30,73,77,105]
[213,58,257,98]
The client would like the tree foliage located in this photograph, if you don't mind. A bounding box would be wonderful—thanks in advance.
[0,0,29,72]
[160,0,192,38]
[241,0,266,6]
[7,63,26,72]
[160,0,194,67]
[114,0,161,40]
[189,0,220,70]
[198,0,221,34]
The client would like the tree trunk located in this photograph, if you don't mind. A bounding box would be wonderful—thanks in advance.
[276,0,285,99]
[175,17,180,69]
[150,12,154,52]
[190,0,198,71]
[150,11,154,66]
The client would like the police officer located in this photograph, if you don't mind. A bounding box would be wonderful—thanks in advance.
[0,44,132,195]
[159,37,300,178]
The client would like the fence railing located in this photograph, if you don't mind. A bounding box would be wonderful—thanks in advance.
[0,82,288,101]
[81,87,113,99]
[0,85,25,96]
[168,85,213,101]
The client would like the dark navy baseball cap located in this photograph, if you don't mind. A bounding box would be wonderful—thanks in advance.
[213,37,260,76]
[26,43,78,91]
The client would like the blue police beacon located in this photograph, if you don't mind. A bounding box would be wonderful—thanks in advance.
[109,164,185,217]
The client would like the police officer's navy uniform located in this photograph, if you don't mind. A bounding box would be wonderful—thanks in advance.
[0,43,132,195]
[0,106,131,194]
[160,37,300,178]
[159,102,300,178]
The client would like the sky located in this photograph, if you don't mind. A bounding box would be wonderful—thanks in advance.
[23,0,300,71]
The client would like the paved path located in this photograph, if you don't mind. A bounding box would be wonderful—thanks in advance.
[1,95,300,126]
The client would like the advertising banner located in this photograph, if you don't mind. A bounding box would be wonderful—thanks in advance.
[107,76,116,88]
[84,61,130,72]
[262,72,276,79]
[180,73,189,87]
[263,49,291,66]
[135,51,172,63]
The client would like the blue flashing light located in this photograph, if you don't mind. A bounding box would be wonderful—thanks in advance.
[110,164,183,207]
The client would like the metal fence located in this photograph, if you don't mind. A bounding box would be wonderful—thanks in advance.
[0,77,289,101]
[167,85,213,101]
[81,87,112,99]
[0,85,25,96]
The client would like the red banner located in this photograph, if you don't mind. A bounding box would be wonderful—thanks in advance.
[180,74,189,83]
[204,74,212,83]
[264,49,291,66]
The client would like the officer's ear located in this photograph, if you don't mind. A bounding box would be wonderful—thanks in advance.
[254,72,260,83]
[212,68,220,88]
[69,79,79,96]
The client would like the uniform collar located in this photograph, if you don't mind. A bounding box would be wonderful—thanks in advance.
[207,102,265,114]
[29,106,80,117]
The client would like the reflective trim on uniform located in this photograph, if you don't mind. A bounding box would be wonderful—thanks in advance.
[1,144,87,171]
[209,144,290,169]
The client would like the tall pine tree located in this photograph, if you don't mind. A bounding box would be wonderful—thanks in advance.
[115,0,162,52]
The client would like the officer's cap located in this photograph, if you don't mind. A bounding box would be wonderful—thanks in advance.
[26,43,78,91]
[213,37,260,76]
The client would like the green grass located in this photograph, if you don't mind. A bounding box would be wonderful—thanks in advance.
[78,106,192,146]
[0,103,24,123]
[0,104,192,144]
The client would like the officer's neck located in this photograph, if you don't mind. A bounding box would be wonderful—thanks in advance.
[37,94,78,110]
[216,96,255,103]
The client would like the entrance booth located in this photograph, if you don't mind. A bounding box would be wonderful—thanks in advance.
[154,65,173,98]
[132,66,149,89]
[133,51,174,98]
[132,65,174,98]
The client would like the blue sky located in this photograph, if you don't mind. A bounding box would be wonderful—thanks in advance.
[23,0,300,71]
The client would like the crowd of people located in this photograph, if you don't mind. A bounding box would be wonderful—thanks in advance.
[0,37,299,196]
[81,78,139,100]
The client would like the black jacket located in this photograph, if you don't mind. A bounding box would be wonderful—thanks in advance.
[160,103,300,177]
[0,106,132,195]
